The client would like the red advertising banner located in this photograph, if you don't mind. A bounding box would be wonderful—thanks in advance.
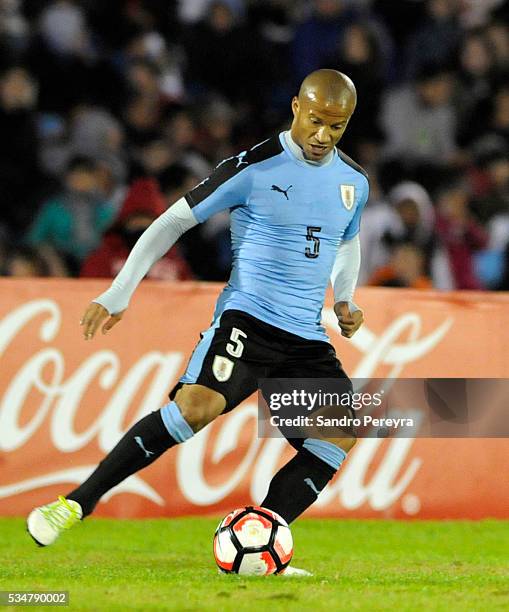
[0,279,507,519]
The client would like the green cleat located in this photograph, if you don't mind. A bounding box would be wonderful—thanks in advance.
[27,496,83,546]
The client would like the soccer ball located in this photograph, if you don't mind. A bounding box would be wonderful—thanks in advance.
[213,506,293,575]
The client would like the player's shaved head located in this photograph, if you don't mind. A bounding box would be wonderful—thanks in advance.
[298,69,357,111]
[291,69,357,161]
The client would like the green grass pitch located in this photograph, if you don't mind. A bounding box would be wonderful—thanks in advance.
[1,517,508,611]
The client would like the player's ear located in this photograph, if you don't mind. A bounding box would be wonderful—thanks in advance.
[291,97,299,118]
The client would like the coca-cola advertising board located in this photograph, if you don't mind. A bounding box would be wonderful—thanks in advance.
[0,279,507,519]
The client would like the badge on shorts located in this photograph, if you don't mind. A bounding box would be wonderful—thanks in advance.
[212,355,234,382]
[340,184,355,210]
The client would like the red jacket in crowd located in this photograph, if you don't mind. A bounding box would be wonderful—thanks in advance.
[80,178,193,281]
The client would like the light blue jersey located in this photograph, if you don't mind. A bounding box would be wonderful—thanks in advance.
[184,132,369,341]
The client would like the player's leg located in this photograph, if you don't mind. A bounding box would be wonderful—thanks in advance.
[27,310,260,545]
[261,341,355,524]
[65,383,226,517]
[27,383,226,546]
[261,433,355,524]
[65,310,265,519]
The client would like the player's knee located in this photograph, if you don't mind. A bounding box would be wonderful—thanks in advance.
[175,384,226,432]
[324,434,356,454]
[329,408,357,453]
[336,435,356,453]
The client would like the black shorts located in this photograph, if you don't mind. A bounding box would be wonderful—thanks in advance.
[170,309,351,414]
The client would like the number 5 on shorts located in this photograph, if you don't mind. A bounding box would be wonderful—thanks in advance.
[226,327,247,358]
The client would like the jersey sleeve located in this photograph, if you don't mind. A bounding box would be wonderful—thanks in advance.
[342,176,370,241]
[184,153,252,223]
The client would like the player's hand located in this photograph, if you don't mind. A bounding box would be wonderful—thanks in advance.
[334,301,364,338]
[80,302,125,340]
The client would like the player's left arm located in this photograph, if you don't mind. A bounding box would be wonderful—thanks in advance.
[330,235,363,338]
[331,176,369,338]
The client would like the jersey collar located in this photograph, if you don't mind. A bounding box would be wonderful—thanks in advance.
[281,131,335,167]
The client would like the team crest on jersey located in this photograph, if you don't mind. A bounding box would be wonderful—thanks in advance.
[340,185,356,210]
[212,355,234,382]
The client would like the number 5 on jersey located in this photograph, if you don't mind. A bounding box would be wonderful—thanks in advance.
[305,226,321,259]
[226,327,247,358]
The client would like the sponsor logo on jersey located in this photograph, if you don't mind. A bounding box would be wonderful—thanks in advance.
[271,184,292,200]
[212,355,235,382]
[340,184,355,210]
[235,152,248,168]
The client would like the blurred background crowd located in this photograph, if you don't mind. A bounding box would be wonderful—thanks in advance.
[0,0,508,290]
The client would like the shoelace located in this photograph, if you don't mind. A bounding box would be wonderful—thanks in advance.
[40,496,79,531]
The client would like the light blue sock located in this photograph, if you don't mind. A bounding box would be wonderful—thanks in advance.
[302,438,347,470]
[160,401,194,443]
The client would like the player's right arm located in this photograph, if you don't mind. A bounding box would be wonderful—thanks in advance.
[80,197,198,339]
[81,152,252,340]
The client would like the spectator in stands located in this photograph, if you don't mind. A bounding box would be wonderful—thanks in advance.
[68,103,126,167]
[80,177,192,280]
[125,58,162,102]
[194,97,236,164]
[369,243,432,289]
[158,163,230,280]
[247,0,295,117]
[405,0,462,80]
[158,164,200,206]
[162,107,209,177]
[386,181,436,254]
[485,19,509,75]
[0,0,29,61]
[0,0,506,288]
[381,63,458,185]
[122,94,162,148]
[3,246,49,277]
[494,240,509,290]
[330,22,384,157]
[38,0,91,58]
[130,137,177,183]
[472,147,509,223]
[164,107,197,152]
[435,180,488,289]
[459,0,507,29]
[178,0,245,26]
[29,0,122,113]
[0,65,41,235]
[487,86,509,149]
[95,154,128,218]
[121,31,186,105]
[456,29,498,148]
[26,156,115,274]
[38,102,127,185]
[183,1,264,104]
[359,180,435,284]
[292,0,359,83]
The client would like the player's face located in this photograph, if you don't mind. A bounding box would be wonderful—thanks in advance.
[290,97,355,161]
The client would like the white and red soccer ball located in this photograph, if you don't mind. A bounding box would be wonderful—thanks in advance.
[213,506,293,575]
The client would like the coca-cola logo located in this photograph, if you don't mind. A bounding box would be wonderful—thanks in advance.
[0,299,453,515]
[0,299,182,505]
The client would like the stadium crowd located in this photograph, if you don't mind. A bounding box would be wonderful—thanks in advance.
[0,0,508,289]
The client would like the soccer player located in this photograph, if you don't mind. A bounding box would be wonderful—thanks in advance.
[27,69,368,575]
